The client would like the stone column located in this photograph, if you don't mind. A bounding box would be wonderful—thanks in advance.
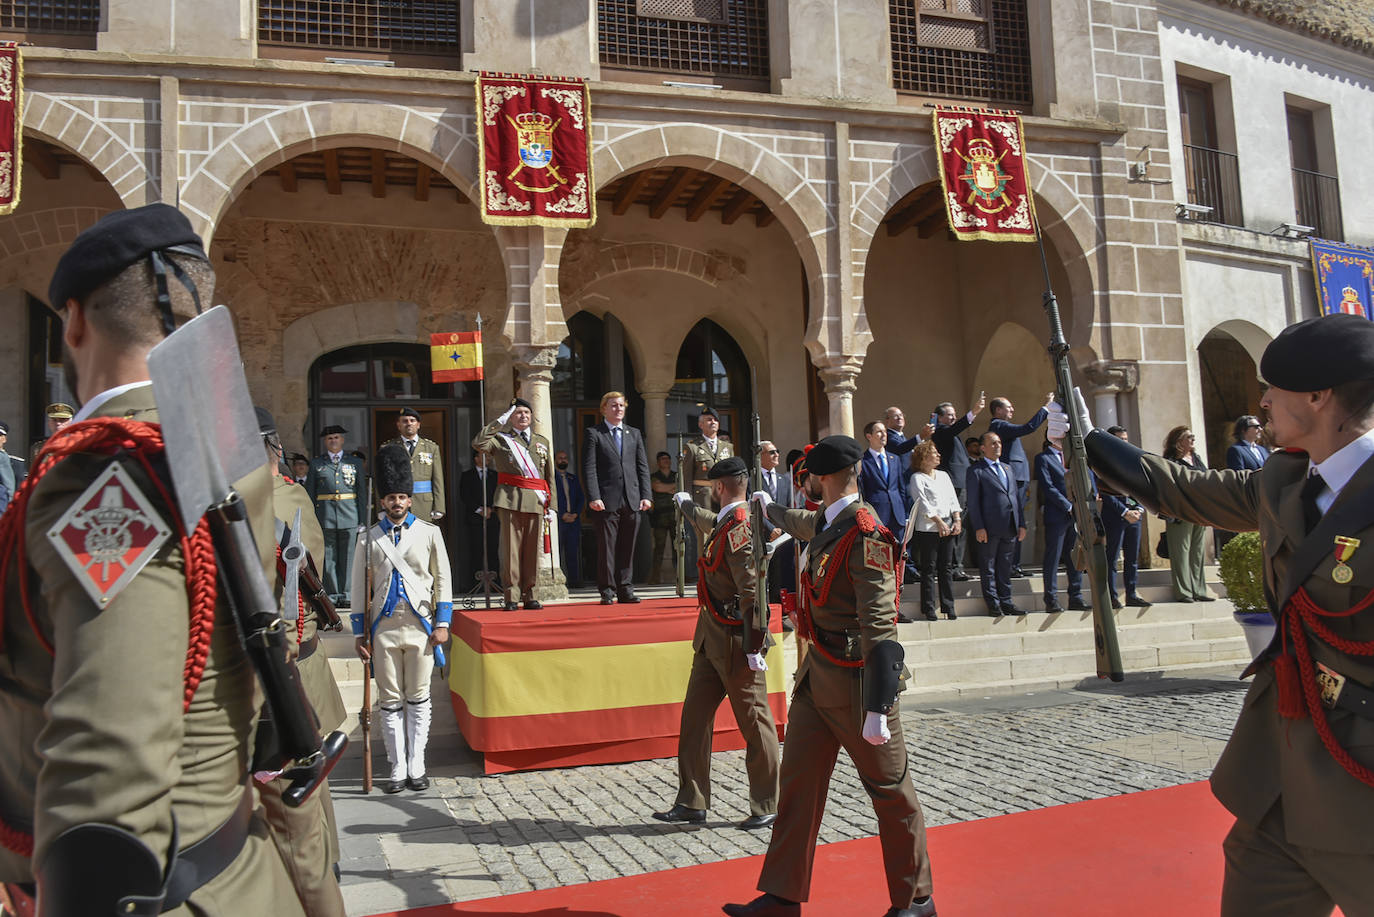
[819,367,859,438]
[1082,359,1140,434]
[512,346,566,601]
[640,390,671,461]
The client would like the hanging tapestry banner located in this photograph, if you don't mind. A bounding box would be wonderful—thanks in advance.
[476,73,595,228]
[932,106,1036,242]
[1310,239,1373,319]
[0,43,22,216]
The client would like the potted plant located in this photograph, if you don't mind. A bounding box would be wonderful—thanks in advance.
[1218,532,1274,657]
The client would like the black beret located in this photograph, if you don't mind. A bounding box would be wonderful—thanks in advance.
[1260,313,1374,392]
[254,406,277,435]
[376,443,413,497]
[698,406,719,420]
[48,203,208,310]
[512,398,532,410]
[398,407,421,420]
[708,456,747,479]
[320,425,347,437]
[287,452,307,463]
[806,435,864,476]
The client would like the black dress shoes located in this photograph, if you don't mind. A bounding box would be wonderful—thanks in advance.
[885,897,937,917]
[383,778,406,795]
[1111,597,1124,609]
[1067,597,1089,611]
[738,813,776,830]
[1043,598,1065,613]
[523,599,543,610]
[951,570,971,582]
[1010,566,1027,578]
[942,611,957,620]
[922,612,939,622]
[722,893,801,917]
[1000,603,1027,616]
[652,804,706,824]
[504,601,520,611]
[407,775,430,792]
[600,590,616,605]
[986,604,1003,617]
[618,590,642,604]
[897,613,918,624]
[1126,594,1152,607]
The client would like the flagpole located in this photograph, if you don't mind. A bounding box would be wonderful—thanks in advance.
[476,312,492,610]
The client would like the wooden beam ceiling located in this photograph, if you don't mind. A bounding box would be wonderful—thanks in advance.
[612,169,653,215]
[414,163,430,202]
[28,141,60,180]
[719,187,756,225]
[886,188,943,236]
[322,150,342,195]
[278,160,297,193]
[648,167,694,219]
[685,175,730,222]
[370,149,387,199]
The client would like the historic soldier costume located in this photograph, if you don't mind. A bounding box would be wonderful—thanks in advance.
[353,445,453,794]
[306,425,367,606]
[653,457,780,830]
[0,205,303,915]
[1072,313,1374,917]
[384,407,445,522]
[472,398,555,610]
[724,436,936,917]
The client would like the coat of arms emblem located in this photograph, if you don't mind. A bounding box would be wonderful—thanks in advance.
[506,111,567,193]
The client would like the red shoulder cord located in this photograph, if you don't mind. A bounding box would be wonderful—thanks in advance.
[275,544,307,646]
[0,419,219,858]
[1272,585,1374,788]
[696,511,747,627]
[798,509,903,669]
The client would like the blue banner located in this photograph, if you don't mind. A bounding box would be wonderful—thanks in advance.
[1310,239,1373,319]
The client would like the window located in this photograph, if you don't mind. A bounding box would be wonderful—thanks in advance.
[1286,105,1342,241]
[598,0,769,83]
[668,319,751,451]
[889,0,1031,105]
[1177,77,1242,227]
[0,0,99,47]
[258,1,460,67]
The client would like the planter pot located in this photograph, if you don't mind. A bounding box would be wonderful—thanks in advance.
[1234,611,1276,659]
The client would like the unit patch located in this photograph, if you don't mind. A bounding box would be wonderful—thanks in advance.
[864,538,893,573]
[46,461,172,607]
[727,525,750,553]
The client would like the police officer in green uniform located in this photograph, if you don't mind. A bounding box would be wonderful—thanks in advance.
[0,204,304,916]
[385,407,445,523]
[724,435,936,917]
[1062,313,1374,917]
[306,425,367,607]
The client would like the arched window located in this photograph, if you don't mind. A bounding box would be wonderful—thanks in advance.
[668,319,752,453]
[551,311,639,461]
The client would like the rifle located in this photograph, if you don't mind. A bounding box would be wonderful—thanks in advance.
[300,555,342,631]
[360,474,375,793]
[1036,243,1124,682]
[749,368,769,621]
[674,432,686,598]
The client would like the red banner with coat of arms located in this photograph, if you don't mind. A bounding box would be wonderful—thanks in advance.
[0,43,22,216]
[476,73,594,228]
[933,107,1036,243]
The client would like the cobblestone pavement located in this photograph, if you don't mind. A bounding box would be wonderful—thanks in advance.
[328,672,1248,916]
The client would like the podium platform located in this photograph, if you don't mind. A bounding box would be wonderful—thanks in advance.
[447,596,788,773]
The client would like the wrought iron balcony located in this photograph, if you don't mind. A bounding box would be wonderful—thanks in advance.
[1292,167,1343,241]
[1181,144,1243,227]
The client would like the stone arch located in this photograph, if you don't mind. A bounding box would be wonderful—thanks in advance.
[577,240,743,291]
[1203,318,1274,366]
[180,100,481,245]
[22,95,158,206]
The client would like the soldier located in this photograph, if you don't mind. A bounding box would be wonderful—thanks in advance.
[683,406,735,510]
[653,456,780,830]
[258,408,348,917]
[472,398,555,610]
[353,445,453,794]
[305,424,367,607]
[724,435,936,917]
[385,407,445,523]
[28,401,73,463]
[0,204,304,915]
[1061,313,1374,916]
[289,452,311,483]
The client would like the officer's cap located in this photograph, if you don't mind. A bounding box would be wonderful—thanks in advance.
[398,407,421,420]
[698,406,719,420]
[320,424,347,437]
[254,406,277,435]
[805,435,864,476]
[511,398,533,410]
[48,203,207,311]
[708,456,747,479]
[46,402,74,420]
[1260,313,1374,392]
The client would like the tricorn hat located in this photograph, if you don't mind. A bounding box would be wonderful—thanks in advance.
[320,424,347,437]
[376,443,413,497]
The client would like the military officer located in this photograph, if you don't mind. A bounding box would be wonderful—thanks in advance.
[472,398,556,610]
[0,204,303,915]
[306,425,367,607]
[653,456,780,830]
[353,445,453,794]
[724,436,936,917]
[682,406,734,510]
[28,401,73,463]
[1060,313,1374,917]
[385,407,445,522]
[258,408,348,917]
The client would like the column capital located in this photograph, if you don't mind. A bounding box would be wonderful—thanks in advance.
[511,344,560,376]
[1081,359,1139,396]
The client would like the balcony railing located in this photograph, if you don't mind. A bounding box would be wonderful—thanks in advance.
[0,0,99,46]
[258,1,459,64]
[1292,167,1343,242]
[597,0,770,85]
[1181,144,1243,227]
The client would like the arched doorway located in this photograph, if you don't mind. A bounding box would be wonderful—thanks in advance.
[1197,328,1265,469]
[669,318,753,457]
[551,310,641,461]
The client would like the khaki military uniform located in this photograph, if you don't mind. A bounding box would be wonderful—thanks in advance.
[682,435,734,510]
[1121,447,1374,916]
[755,496,932,910]
[384,435,445,522]
[262,475,347,917]
[674,501,779,816]
[472,421,555,604]
[0,387,304,915]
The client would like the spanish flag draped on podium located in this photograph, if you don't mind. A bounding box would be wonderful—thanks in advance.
[430,331,483,383]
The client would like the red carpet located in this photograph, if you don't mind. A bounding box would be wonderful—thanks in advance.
[366,781,1315,916]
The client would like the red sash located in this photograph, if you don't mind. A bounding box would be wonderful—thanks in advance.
[498,472,549,493]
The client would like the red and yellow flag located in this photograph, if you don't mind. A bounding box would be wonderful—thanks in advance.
[430,331,483,383]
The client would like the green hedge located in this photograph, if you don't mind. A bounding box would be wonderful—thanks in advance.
[1219,532,1266,613]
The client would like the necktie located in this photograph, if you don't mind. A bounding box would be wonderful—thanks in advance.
[1300,472,1326,534]
[613,426,622,454]
[879,453,887,477]
[995,462,1006,486]
[767,471,775,496]
[406,440,415,455]
[521,431,530,446]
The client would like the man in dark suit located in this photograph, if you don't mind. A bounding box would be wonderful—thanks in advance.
[554,449,585,588]
[860,421,913,583]
[458,449,501,594]
[1102,426,1149,609]
[966,432,1026,616]
[1034,438,1088,613]
[987,393,1053,576]
[1227,415,1269,471]
[758,440,793,604]
[930,393,986,580]
[581,390,652,605]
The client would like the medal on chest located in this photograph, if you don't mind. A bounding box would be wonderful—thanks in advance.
[1332,535,1360,584]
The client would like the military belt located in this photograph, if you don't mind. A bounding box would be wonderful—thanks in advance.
[315,494,355,501]
[162,785,254,911]
[812,626,862,663]
[1317,663,1374,722]
[692,480,712,488]
[297,633,320,662]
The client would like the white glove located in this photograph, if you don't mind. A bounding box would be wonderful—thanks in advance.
[1046,387,1093,440]
[862,711,891,745]
[746,652,768,672]
[751,490,772,509]
[673,491,692,507]
[764,532,792,557]
[497,405,515,425]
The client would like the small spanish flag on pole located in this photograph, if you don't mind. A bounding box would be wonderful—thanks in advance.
[430,331,483,383]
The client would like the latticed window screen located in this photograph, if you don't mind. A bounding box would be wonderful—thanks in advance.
[636,0,725,25]
[258,1,460,54]
[891,0,1032,105]
[0,0,99,33]
[599,0,769,80]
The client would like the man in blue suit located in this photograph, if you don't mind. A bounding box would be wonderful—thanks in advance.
[1225,415,1269,471]
[966,431,1026,616]
[554,449,585,588]
[987,393,1053,577]
[1102,426,1150,609]
[859,420,917,592]
[1034,437,1088,613]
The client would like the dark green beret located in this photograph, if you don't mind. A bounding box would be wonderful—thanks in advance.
[708,456,747,479]
[48,203,207,310]
[806,435,864,476]
[399,407,421,420]
[1260,313,1374,391]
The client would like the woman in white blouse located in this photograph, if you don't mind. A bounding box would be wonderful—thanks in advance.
[907,440,962,620]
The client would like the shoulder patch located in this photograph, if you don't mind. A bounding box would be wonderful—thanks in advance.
[863,538,893,573]
[47,461,173,607]
[733,504,748,523]
[855,507,877,533]
[727,524,750,553]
